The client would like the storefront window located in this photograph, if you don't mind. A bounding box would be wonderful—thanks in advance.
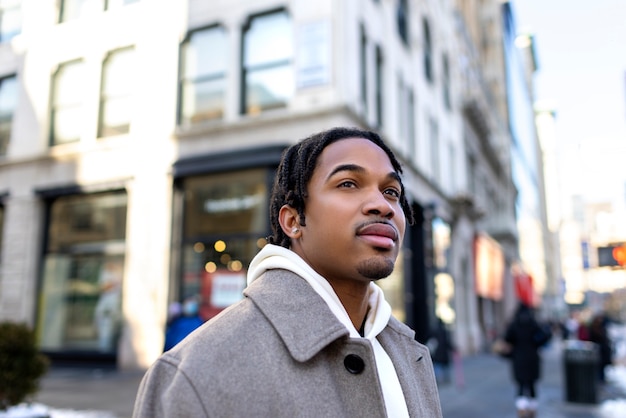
[38,191,127,354]
[433,217,455,323]
[181,169,268,321]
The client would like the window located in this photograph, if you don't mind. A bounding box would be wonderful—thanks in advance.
[397,0,409,45]
[407,89,415,158]
[242,10,293,115]
[37,191,127,354]
[375,45,383,128]
[448,141,456,192]
[359,24,367,114]
[397,74,405,141]
[0,0,21,42]
[60,0,138,22]
[105,0,139,9]
[50,60,86,145]
[468,153,477,195]
[429,116,440,183]
[0,75,17,156]
[423,18,433,83]
[443,54,451,110]
[59,0,99,22]
[179,26,227,125]
[180,169,269,321]
[98,47,135,137]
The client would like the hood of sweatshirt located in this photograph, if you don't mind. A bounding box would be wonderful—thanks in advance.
[247,244,392,340]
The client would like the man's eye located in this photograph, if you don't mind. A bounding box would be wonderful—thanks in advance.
[384,188,401,198]
[339,181,356,188]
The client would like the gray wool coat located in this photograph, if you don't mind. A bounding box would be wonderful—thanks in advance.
[133,269,442,418]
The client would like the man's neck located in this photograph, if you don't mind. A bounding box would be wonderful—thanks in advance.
[327,280,371,331]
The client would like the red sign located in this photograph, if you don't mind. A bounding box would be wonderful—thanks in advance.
[514,270,535,307]
[474,234,504,300]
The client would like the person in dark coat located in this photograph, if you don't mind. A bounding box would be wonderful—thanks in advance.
[504,303,551,418]
[428,318,455,384]
[588,313,613,382]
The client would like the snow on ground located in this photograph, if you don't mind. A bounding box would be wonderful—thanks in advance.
[0,404,116,418]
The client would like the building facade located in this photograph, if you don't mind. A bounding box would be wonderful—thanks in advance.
[0,0,542,369]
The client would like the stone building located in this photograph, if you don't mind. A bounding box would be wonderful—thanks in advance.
[0,0,544,369]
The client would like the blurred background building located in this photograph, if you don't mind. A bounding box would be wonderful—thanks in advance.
[0,0,558,370]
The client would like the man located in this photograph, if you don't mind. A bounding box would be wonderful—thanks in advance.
[133,127,442,417]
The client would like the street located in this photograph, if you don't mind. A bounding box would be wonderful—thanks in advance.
[439,337,626,418]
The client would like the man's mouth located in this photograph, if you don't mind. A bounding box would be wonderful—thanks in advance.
[356,223,398,249]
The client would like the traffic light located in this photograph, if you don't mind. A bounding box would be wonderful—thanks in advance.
[597,243,626,267]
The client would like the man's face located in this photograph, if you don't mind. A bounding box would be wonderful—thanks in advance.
[290,137,406,287]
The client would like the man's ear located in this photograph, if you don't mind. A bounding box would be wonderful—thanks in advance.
[278,205,301,238]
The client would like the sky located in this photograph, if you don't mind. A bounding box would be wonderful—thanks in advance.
[513,0,626,208]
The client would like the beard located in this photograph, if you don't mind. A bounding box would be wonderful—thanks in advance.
[356,256,395,280]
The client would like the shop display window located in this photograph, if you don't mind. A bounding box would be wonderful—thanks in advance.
[180,169,268,321]
[37,191,127,354]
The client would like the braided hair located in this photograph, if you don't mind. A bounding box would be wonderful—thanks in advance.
[268,127,415,248]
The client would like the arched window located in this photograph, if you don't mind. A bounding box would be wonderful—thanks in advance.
[51,60,86,145]
[99,46,135,137]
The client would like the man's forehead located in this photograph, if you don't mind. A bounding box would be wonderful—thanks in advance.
[316,138,397,174]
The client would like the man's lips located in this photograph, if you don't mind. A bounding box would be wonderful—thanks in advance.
[356,223,398,248]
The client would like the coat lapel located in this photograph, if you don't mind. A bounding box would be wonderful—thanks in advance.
[245,269,349,362]
[378,320,442,416]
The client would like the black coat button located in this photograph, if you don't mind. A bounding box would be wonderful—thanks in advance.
[344,354,365,374]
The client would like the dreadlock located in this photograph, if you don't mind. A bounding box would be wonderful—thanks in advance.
[268,127,415,248]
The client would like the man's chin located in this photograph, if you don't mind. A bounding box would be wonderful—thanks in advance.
[356,257,395,280]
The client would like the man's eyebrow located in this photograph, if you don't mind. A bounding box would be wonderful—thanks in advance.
[326,164,402,185]
[388,171,402,184]
[326,164,365,180]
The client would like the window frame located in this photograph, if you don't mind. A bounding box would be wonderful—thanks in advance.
[442,53,451,110]
[98,46,135,138]
[37,189,128,355]
[359,23,368,114]
[178,24,228,126]
[240,8,293,115]
[0,0,21,42]
[0,74,17,157]
[59,0,138,22]
[397,0,409,46]
[423,18,433,84]
[375,45,384,128]
[49,59,86,146]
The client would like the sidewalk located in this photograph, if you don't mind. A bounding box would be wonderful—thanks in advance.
[28,339,626,418]
[439,340,626,418]
[32,368,143,418]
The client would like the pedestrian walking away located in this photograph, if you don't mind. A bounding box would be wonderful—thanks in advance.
[132,127,443,417]
[428,317,456,385]
[504,303,552,418]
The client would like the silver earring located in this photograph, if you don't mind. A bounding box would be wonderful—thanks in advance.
[292,228,299,234]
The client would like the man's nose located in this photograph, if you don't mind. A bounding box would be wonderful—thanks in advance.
[364,190,395,218]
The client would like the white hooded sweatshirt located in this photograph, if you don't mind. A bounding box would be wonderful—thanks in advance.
[247,244,410,418]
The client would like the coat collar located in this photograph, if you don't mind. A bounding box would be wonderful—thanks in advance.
[244,269,349,362]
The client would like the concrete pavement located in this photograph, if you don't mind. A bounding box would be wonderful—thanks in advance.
[28,338,626,418]
[32,367,144,418]
[439,339,626,418]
